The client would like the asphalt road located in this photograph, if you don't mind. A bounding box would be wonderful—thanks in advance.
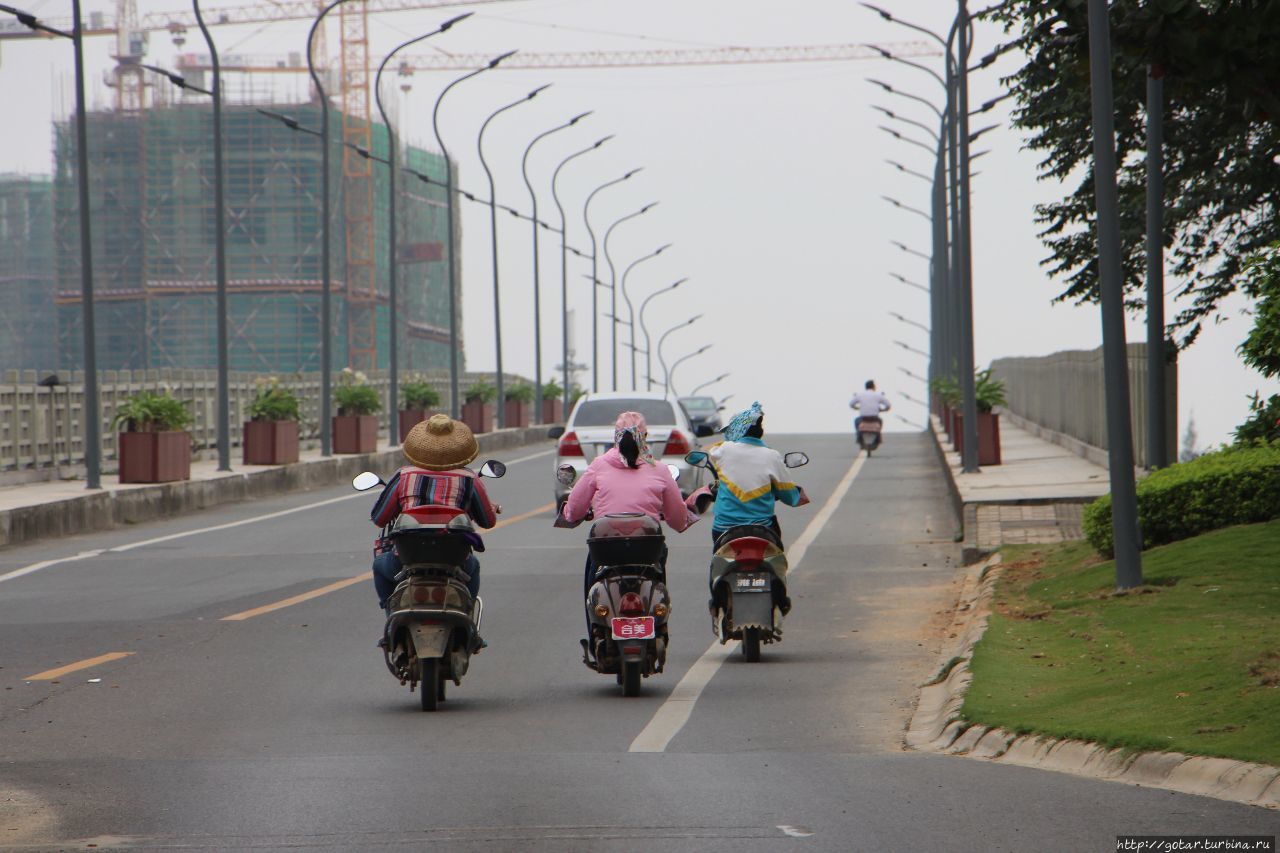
[1,433,1275,851]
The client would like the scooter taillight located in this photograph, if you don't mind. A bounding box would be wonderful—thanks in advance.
[618,592,645,616]
[413,586,447,605]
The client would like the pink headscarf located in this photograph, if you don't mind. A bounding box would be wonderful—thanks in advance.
[613,411,654,466]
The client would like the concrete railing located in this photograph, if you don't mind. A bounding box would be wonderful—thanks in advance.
[0,368,541,476]
[989,343,1177,470]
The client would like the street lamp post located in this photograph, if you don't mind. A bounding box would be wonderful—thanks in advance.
[1146,65,1167,468]
[2,2,101,487]
[373,13,471,443]
[667,344,712,399]
[619,243,672,390]
[583,169,642,390]
[689,372,729,397]
[479,84,550,427]
[521,112,592,418]
[551,136,614,409]
[1086,0,1143,588]
[656,315,702,396]
[432,50,517,417]
[602,203,658,390]
[639,278,685,391]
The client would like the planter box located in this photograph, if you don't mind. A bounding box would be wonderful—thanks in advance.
[540,398,564,425]
[460,401,493,435]
[503,400,530,429]
[333,414,378,454]
[118,430,191,483]
[952,411,1002,466]
[243,419,299,465]
[399,409,439,441]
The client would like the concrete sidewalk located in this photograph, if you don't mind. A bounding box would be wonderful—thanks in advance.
[0,426,553,549]
[931,414,1112,561]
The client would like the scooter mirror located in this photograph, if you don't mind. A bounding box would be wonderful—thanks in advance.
[783,451,810,469]
[684,450,709,467]
[479,460,507,479]
[556,464,577,486]
[352,471,383,491]
[666,463,681,481]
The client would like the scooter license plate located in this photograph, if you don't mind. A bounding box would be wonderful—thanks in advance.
[611,616,655,640]
[733,571,771,592]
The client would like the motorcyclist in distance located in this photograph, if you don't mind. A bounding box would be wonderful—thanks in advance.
[850,379,891,431]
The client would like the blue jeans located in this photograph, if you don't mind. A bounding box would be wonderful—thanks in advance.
[374,550,480,612]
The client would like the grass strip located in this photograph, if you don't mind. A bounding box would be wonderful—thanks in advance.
[962,520,1280,766]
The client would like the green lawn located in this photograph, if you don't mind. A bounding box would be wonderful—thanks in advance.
[962,520,1280,766]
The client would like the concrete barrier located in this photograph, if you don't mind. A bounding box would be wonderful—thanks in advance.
[0,425,553,549]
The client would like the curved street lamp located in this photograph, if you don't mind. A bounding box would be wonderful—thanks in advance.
[668,344,713,399]
[373,12,471,443]
[551,136,614,408]
[478,84,550,426]
[656,314,702,397]
[638,278,685,391]
[432,50,517,416]
[619,243,672,390]
[689,372,729,397]
[583,168,642,389]
[520,112,591,417]
[602,202,658,390]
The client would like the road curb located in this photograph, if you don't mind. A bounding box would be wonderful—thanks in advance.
[0,426,553,550]
[906,553,1280,810]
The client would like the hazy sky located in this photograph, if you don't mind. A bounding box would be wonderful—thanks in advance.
[1,0,1274,447]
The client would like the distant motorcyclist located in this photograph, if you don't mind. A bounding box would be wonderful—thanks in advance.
[701,401,808,612]
[369,415,498,628]
[850,380,891,431]
[561,411,698,639]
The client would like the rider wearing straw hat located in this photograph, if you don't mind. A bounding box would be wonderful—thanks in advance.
[369,415,499,621]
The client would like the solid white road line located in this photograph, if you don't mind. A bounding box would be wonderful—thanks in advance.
[628,451,868,753]
[0,447,557,585]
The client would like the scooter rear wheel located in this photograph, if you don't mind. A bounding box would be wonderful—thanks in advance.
[621,660,642,697]
[419,658,440,711]
[742,627,762,662]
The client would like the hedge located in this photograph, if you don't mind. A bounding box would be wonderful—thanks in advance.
[1083,442,1280,556]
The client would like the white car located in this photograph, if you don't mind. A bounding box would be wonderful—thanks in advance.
[548,391,715,502]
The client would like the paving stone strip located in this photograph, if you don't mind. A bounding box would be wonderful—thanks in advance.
[906,553,1280,810]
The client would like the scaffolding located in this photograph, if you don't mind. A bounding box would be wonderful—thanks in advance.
[0,175,56,370]
[51,101,456,375]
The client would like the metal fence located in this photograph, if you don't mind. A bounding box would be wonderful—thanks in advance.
[989,343,1177,470]
[0,368,530,474]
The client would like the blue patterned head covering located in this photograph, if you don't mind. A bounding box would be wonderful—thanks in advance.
[723,401,764,442]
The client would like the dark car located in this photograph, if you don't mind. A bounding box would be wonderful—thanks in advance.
[678,396,723,434]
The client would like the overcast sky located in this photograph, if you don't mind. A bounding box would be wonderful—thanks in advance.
[1,0,1274,447]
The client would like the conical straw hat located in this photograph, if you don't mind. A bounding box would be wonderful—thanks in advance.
[403,414,479,470]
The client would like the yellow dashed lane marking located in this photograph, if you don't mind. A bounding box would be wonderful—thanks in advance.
[26,652,134,681]
[220,502,556,622]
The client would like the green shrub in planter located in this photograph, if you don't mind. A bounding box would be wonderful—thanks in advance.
[542,378,563,400]
[401,379,440,411]
[975,368,1007,413]
[504,382,534,404]
[248,377,300,422]
[1083,442,1280,556]
[464,381,496,404]
[569,385,587,406]
[335,368,381,416]
[929,375,961,408]
[112,389,193,432]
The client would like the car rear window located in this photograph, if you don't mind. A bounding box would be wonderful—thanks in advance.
[680,397,717,412]
[573,399,677,427]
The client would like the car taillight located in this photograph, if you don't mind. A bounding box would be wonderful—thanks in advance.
[619,592,645,616]
[664,430,691,456]
[558,430,584,457]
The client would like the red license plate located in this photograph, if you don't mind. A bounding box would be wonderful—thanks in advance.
[611,616,655,640]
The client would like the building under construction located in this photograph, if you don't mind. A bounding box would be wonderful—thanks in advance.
[0,175,56,370]
[51,101,460,374]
